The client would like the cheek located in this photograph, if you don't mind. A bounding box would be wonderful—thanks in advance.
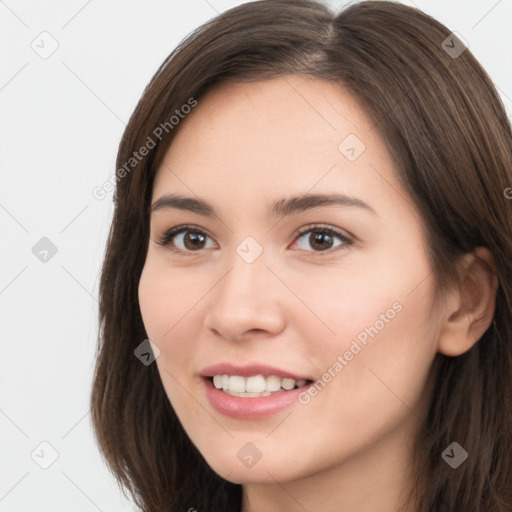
[288,246,439,412]
[138,262,198,413]
[138,264,170,340]
[138,259,209,385]
[315,283,437,431]
[283,245,435,348]
[138,259,201,342]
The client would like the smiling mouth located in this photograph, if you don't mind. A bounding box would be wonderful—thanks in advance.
[207,374,313,398]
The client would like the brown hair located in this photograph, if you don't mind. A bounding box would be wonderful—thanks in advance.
[91,1,512,510]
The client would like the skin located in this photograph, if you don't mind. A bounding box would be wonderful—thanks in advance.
[138,76,497,512]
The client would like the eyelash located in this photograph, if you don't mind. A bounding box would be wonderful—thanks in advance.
[156,223,353,255]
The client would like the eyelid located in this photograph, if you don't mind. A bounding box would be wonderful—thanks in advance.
[292,223,352,241]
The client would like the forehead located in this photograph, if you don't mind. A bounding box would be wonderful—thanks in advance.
[152,76,403,213]
[161,76,371,160]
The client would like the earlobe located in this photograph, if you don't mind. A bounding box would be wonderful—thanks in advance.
[437,247,498,357]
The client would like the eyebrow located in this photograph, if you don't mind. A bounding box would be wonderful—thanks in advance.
[151,192,377,217]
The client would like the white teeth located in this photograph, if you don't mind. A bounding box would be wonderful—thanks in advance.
[281,378,295,391]
[265,375,281,392]
[210,374,309,396]
[246,375,266,393]
[228,375,245,393]
[213,375,222,389]
[224,390,272,397]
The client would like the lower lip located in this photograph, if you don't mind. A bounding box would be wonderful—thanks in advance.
[201,377,308,419]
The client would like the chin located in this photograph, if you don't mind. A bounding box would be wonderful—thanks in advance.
[200,445,312,485]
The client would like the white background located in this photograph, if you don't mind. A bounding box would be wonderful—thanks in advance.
[1,0,511,510]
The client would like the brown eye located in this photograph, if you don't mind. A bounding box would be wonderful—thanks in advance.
[309,231,335,251]
[182,231,207,250]
[293,226,352,253]
[158,226,215,252]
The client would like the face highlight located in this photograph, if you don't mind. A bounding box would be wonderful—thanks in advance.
[138,76,443,499]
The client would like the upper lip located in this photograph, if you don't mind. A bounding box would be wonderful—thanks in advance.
[200,363,314,381]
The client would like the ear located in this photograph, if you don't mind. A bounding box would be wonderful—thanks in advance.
[437,247,498,357]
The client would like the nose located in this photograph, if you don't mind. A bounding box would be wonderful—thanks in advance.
[203,247,287,342]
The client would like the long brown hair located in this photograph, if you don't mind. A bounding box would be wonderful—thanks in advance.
[91,1,512,510]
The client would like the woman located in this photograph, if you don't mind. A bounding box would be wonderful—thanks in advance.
[91,1,512,510]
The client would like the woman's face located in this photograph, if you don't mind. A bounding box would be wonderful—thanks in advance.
[138,76,443,485]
